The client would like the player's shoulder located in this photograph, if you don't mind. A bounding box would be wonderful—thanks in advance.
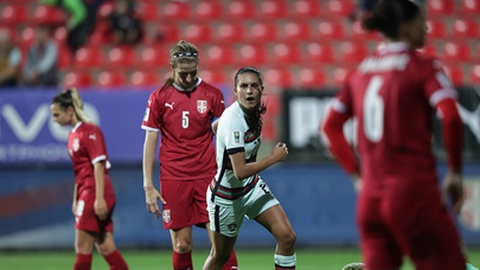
[199,79,223,94]
[81,122,101,133]
[410,50,443,69]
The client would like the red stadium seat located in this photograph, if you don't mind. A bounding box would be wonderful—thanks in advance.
[427,0,454,16]
[87,20,112,46]
[333,67,348,85]
[19,27,35,48]
[263,67,292,87]
[443,65,463,86]
[63,70,93,88]
[202,45,234,67]
[316,21,345,40]
[462,0,480,14]
[1,5,29,25]
[193,1,222,20]
[471,64,480,84]
[426,20,446,39]
[250,21,277,42]
[338,41,367,63]
[198,69,226,84]
[160,1,189,21]
[74,47,103,68]
[97,70,128,88]
[106,47,136,67]
[57,46,73,69]
[33,5,65,25]
[305,42,334,64]
[53,27,67,44]
[215,22,245,43]
[130,70,160,88]
[258,0,287,19]
[271,42,301,65]
[452,19,478,38]
[417,43,437,57]
[226,0,255,19]
[136,2,158,21]
[350,21,378,41]
[291,0,321,17]
[156,25,180,43]
[236,44,266,66]
[443,42,471,62]
[138,45,170,67]
[299,68,326,88]
[97,2,113,19]
[324,0,354,17]
[183,24,211,43]
[282,22,311,41]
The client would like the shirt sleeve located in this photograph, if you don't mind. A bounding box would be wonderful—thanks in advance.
[141,92,162,131]
[212,88,226,118]
[84,126,108,165]
[221,111,245,154]
[423,60,457,107]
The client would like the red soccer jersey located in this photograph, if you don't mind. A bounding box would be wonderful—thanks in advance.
[141,79,225,181]
[333,43,458,194]
[68,122,115,195]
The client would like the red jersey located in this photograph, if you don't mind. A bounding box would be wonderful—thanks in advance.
[331,43,458,194]
[68,122,115,196]
[141,79,225,181]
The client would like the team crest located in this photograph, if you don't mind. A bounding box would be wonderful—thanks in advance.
[72,138,80,152]
[228,223,237,232]
[197,100,207,114]
[162,209,171,224]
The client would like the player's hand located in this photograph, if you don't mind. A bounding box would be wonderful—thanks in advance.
[94,198,108,220]
[351,173,362,193]
[145,186,165,218]
[442,170,464,215]
[272,142,288,162]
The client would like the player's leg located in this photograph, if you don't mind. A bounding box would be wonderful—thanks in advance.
[203,230,237,270]
[170,227,195,270]
[205,223,238,270]
[74,229,96,270]
[95,232,129,270]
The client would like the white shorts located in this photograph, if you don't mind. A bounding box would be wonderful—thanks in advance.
[207,178,279,237]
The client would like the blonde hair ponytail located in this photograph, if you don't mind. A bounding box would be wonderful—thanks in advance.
[69,88,91,123]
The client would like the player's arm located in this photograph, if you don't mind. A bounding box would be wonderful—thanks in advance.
[142,130,165,217]
[93,161,108,220]
[229,142,288,180]
[72,183,78,215]
[321,105,359,179]
[211,118,219,135]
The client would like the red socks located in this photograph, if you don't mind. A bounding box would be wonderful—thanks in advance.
[173,250,193,270]
[74,253,92,270]
[222,249,239,270]
[104,250,129,270]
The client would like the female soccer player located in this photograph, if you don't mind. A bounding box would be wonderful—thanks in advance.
[50,88,128,270]
[141,40,238,270]
[322,1,475,269]
[203,66,296,270]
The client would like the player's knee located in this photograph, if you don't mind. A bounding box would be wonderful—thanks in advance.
[210,250,231,266]
[174,240,193,254]
[277,228,296,248]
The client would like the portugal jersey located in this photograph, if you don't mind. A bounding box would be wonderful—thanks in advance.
[68,122,114,195]
[141,78,225,181]
[333,42,457,194]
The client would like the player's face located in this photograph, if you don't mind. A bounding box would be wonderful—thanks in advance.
[172,61,198,89]
[50,103,72,127]
[408,11,427,48]
[234,72,263,111]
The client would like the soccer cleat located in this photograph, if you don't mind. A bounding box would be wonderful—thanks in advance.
[342,262,364,270]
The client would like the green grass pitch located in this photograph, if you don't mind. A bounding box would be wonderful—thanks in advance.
[0,248,479,270]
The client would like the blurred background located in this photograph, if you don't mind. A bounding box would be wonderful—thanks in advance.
[0,0,479,253]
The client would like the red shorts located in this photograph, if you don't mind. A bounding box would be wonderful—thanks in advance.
[357,187,466,270]
[75,189,116,233]
[160,178,210,230]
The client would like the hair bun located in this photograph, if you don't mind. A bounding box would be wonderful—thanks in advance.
[362,13,380,31]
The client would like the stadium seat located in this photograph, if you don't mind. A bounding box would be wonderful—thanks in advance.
[298,68,326,89]
[97,1,113,19]
[324,0,354,17]
[258,0,287,19]
[290,0,321,17]
[226,0,255,19]
[87,20,112,46]
[263,67,292,87]
[1,5,29,25]
[202,45,234,67]
[461,0,480,14]
[249,21,277,42]
[160,1,189,21]
[316,21,345,40]
[236,44,266,66]
[33,5,65,25]
[156,25,179,43]
[57,46,73,69]
[193,1,222,20]
[426,20,446,39]
[215,22,245,43]
[350,21,378,41]
[452,19,478,38]
[338,41,367,63]
[63,70,93,88]
[130,70,160,88]
[183,24,212,43]
[53,27,67,44]
[282,21,311,41]
[417,43,437,57]
[138,45,170,67]
[443,42,471,62]
[136,2,158,21]
[443,64,463,86]
[97,70,127,88]
[74,47,103,68]
[471,64,480,84]
[333,67,348,85]
[271,42,301,65]
[427,0,454,16]
[305,42,334,64]
[106,47,136,67]
[198,69,226,84]
[19,27,35,48]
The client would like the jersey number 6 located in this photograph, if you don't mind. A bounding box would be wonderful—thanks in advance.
[363,75,384,142]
